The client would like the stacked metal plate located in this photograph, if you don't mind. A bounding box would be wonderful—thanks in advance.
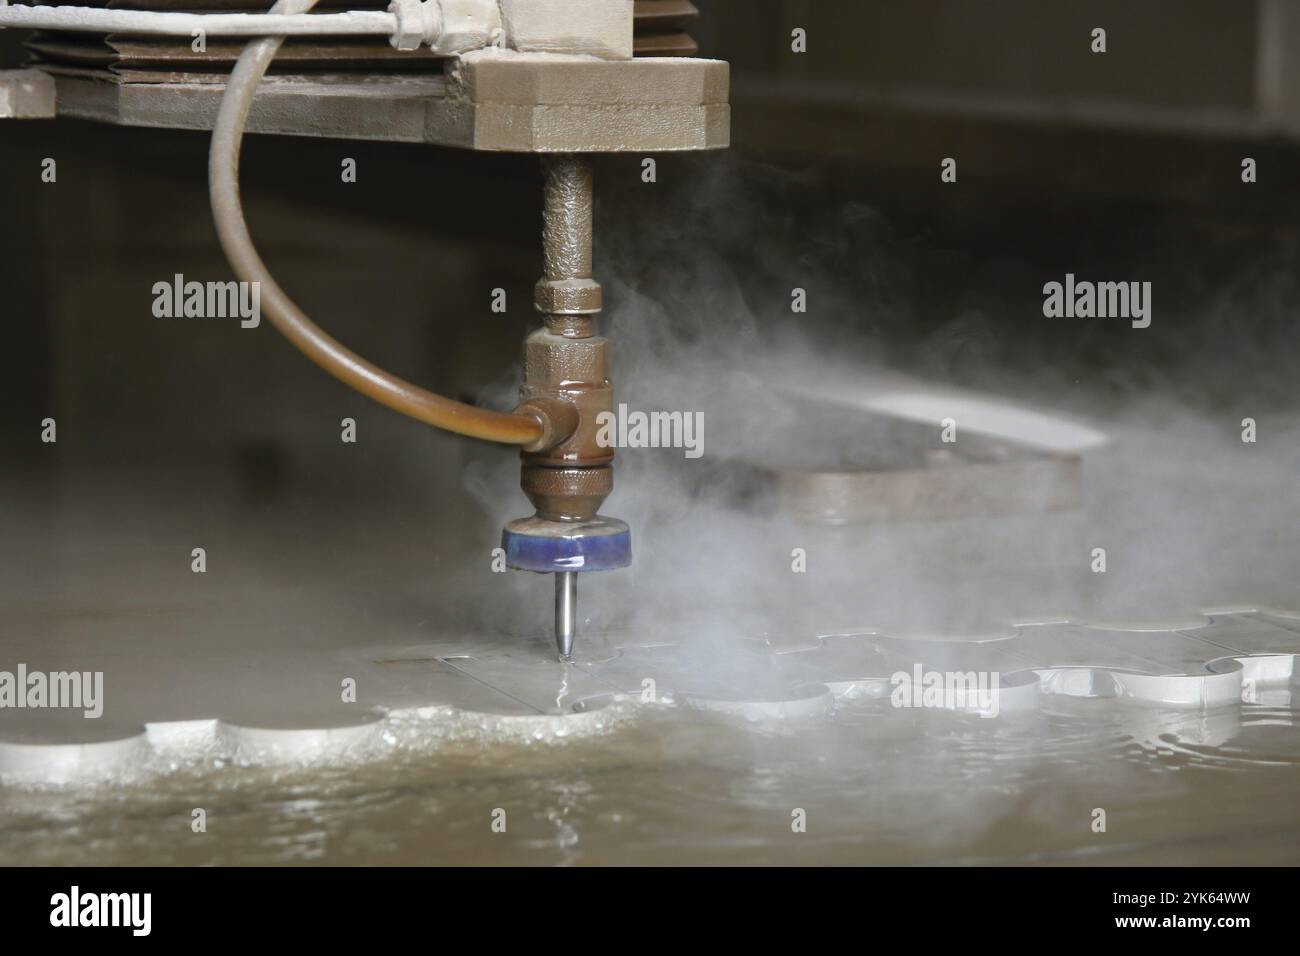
[26,0,699,84]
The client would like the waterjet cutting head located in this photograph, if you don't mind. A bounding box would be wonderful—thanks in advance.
[503,154,631,661]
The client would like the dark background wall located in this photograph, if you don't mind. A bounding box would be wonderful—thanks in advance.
[2,1,1298,505]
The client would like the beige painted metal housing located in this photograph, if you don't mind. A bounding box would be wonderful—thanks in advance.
[46,52,730,152]
[0,68,57,118]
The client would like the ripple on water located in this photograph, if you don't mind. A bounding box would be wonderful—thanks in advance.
[1,685,1298,864]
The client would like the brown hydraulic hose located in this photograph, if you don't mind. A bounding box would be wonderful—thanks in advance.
[207,0,545,447]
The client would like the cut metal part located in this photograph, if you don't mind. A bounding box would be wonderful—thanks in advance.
[727,387,1093,524]
[776,611,1300,712]
[774,451,1081,524]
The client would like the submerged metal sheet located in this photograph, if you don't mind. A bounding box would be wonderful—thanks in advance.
[4,609,1299,783]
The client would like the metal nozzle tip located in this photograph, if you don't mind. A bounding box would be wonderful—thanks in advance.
[554,571,577,661]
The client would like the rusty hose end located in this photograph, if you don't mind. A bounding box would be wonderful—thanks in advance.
[514,398,581,454]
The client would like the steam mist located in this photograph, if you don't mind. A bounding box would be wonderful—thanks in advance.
[465,151,1300,674]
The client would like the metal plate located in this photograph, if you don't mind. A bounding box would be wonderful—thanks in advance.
[46,53,731,151]
[5,610,1299,783]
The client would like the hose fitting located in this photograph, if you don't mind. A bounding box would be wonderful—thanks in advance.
[387,0,502,53]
